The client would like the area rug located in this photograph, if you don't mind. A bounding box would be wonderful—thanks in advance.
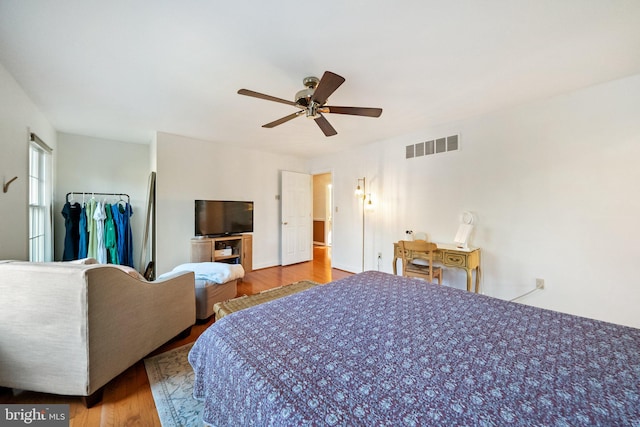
[144,342,202,427]
[213,279,321,320]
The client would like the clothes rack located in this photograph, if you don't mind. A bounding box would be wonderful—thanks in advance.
[62,191,135,267]
[66,192,130,203]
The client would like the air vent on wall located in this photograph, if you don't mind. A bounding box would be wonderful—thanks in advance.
[406,144,414,159]
[447,134,459,151]
[405,134,459,159]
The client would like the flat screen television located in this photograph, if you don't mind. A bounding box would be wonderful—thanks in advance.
[195,200,254,237]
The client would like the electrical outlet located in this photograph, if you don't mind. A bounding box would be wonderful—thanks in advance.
[536,278,545,290]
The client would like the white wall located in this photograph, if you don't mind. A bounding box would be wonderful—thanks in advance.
[155,132,306,275]
[313,173,331,220]
[311,74,640,328]
[54,133,150,266]
[0,62,56,260]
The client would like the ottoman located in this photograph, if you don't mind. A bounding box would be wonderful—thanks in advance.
[195,278,238,320]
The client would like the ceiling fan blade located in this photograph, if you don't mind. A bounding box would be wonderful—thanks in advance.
[322,106,383,117]
[314,114,338,137]
[262,111,304,128]
[311,71,345,105]
[238,89,298,107]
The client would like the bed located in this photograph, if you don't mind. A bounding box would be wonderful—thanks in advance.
[189,271,640,426]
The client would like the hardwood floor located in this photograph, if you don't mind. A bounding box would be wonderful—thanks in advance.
[0,246,351,427]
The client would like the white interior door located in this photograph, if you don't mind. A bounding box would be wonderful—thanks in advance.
[281,170,312,266]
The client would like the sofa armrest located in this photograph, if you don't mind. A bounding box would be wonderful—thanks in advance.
[0,262,93,394]
[85,266,196,393]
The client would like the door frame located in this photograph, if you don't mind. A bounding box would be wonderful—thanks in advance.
[311,168,334,266]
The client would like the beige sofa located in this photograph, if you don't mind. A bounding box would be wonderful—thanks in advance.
[0,261,196,406]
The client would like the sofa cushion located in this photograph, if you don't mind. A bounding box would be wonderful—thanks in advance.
[67,257,98,265]
[110,265,145,280]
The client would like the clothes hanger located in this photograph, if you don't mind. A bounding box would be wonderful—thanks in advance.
[117,194,127,209]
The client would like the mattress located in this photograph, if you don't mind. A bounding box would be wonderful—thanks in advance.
[189,271,640,426]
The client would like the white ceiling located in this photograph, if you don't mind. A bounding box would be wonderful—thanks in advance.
[1,1,639,158]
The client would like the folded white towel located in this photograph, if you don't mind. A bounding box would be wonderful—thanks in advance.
[159,262,245,284]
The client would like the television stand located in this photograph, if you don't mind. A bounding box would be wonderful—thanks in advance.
[190,234,253,272]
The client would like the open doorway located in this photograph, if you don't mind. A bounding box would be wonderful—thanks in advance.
[312,173,332,248]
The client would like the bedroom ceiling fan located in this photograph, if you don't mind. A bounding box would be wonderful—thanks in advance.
[237,71,382,137]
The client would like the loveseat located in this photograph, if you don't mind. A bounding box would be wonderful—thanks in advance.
[0,261,196,406]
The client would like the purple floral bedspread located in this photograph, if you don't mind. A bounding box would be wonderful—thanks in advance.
[189,271,640,426]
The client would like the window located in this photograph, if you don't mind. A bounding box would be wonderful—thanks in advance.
[29,133,53,262]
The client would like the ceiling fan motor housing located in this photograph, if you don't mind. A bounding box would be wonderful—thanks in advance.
[295,88,313,106]
[295,76,320,107]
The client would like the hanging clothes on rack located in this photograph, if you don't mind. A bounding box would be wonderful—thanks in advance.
[61,196,82,261]
[104,203,119,264]
[124,202,134,268]
[78,195,88,259]
[94,200,107,264]
[113,201,134,268]
[86,197,98,260]
[62,192,132,265]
